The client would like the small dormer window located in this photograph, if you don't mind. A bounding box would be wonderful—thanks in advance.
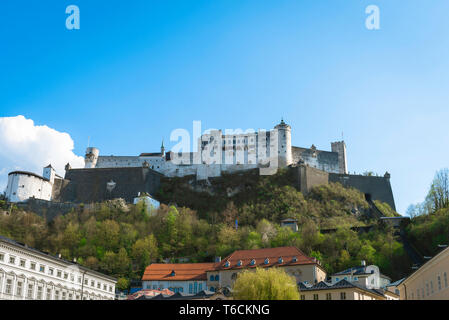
[224,261,230,268]
[237,260,242,267]
[170,270,176,277]
[264,258,269,265]
[250,259,256,266]
[278,257,283,264]
[292,256,298,263]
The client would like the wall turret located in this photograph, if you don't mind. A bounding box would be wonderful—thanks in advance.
[274,119,292,168]
[43,164,56,184]
[331,141,348,174]
[85,147,99,169]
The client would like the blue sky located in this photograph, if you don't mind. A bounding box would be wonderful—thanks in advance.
[1,0,449,214]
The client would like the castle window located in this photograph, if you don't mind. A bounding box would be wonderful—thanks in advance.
[250,259,256,266]
[264,258,269,265]
[237,260,242,267]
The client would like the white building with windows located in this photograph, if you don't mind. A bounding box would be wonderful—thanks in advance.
[0,235,116,300]
[331,261,391,289]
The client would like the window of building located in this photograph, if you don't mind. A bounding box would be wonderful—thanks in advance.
[0,253,4,261]
[69,293,73,300]
[199,283,202,291]
[340,292,346,300]
[20,259,26,267]
[189,283,193,294]
[37,286,43,300]
[215,275,219,281]
[55,290,60,300]
[353,277,358,281]
[62,292,66,300]
[326,293,332,300]
[46,288,52,300]
[431,281,434,294]
[313,294,319,300]
[97,282,101,289]
[27,284,34,299]
[194,282,198,294]
[64,273,69,280]
[84,278,88,285]
[57,270,62,278]
[39,265,45,273]
[91,280,95,287]
[444,272,448,288]
[16,282,23,296]
[426,282,429,296]
[335,277,339,282]
[9,256,15,265]
[78,277,82,284]
[5,279,12,295]
[300,295,305,300]
[104,284,107,291]
[438,275,442,291]
[210,275,214,281]
[30,262,36,270]
[109,286,112,292]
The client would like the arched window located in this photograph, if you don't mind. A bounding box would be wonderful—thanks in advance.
[215,275,219,281]
[210,275,214,281]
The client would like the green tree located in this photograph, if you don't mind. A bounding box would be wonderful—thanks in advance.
[232,267,299,300]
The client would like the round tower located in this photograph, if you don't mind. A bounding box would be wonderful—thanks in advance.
[85,147,99,168]
[274,119,292,168]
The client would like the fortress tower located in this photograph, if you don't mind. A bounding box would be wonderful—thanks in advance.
[85,147,99,169]
[331,141,347,174]
[43,164,56,184]
[274,119,292,168]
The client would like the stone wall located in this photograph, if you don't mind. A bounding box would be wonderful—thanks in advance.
[329,173,396,211]
[58,167,162,204]
[16,198,79,222]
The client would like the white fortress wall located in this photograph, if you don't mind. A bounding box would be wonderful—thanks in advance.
[5,173,53,203]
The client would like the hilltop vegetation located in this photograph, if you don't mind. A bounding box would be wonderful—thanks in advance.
[0,169,412,289]
[405,169,449,257]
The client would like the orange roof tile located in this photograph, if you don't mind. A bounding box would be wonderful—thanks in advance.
[142,263,215,281]
[213,246,319,271]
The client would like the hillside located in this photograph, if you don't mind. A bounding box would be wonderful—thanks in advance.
[0,169,413,288]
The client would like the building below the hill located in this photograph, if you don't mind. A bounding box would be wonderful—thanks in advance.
[298,279,399,300]
[398,246,449,300]
[330,261,392,289]
[0,235,116,300]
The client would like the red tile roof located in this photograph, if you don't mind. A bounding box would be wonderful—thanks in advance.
[127,289,174,300]
[213,246,319,271]
[142,263,215,281]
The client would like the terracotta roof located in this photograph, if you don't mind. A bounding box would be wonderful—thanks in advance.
[213,246,319,271]
[142,263,215,281]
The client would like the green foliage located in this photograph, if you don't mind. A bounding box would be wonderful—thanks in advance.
[0,170,416,284]
[232,267,299,300]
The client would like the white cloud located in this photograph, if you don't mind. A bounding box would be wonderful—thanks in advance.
[0,115,84,193]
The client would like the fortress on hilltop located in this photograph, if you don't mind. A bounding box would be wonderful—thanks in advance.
[3,120,396,213]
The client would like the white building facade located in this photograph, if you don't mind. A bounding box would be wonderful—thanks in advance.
[0,235,116,300]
